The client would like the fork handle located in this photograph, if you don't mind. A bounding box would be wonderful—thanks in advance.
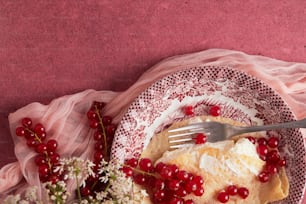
[231,118,306,136]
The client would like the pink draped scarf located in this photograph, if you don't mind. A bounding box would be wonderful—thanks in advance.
[1,49,305,202]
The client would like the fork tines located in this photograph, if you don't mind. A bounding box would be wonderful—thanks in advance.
[168,131,195,149]
[167,122,211,149]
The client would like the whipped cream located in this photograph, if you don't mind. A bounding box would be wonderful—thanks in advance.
[199,138,262,176]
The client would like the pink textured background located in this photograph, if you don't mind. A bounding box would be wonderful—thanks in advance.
[0,0,306,170]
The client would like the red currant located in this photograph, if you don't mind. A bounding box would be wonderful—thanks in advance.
[183,106,194,116]
[193,186,204,196]
[26,138,38,147]
[265,164,278,174]
[226,185,238,195]
[102,116,112,125]
[176,170,190,181]
[266,150,280,164]
[246,136,256,144]
[217,191,229,203]
[16,127,26,137]
[121,166,133,177]
[258,171,270,183]
[49,174,60,184]
[133,174,146,185]
[93,101,105,109]
[153,190,166,202]
[22,117,32,127]
[34,123,45,134]
[194,133,207,144]
[185,180,198,193]
[38,164,50,177]
[47,139,58,152]
[278,158,287,167]
[37,131,47,140]
[93,131,103,141]
[126,158,138,168]
[167,179,180,191]
[160,166,174,179]
[35,155,47,166]
[106,124,116,136]
[94,141,104,151]
[257,137,267,146]
[209,105,221,116]
[184,200,194,204]
[139,158,153,172]
[25,131,35,140]
[89,120,99,129]
[155,162,166,173]
[80,187,91,196]
[169,164,179,174]
[49,153,60,164]
[94,151,103,162]
[267,136,279,148]
[175,187,187,197]
[36,143,47,153]
[155,179,166,190]
[237,187,249,199]
[256,144,268,156]
[259,155,267,161]
[192,175,204,185]
[87,110,98,120]
[169,197,184,204]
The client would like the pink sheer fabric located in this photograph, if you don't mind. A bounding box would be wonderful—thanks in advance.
[0,49,305,202]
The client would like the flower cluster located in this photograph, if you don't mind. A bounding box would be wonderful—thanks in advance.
[3,186,41,204]
[3,158,148,204]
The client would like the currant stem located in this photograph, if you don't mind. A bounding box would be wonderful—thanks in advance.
[94,105,108,160]
[123,164,156,177]
[26,128,42,143]
[44,152,53,171]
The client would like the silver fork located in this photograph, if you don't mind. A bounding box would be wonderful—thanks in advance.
[167,118,306,149]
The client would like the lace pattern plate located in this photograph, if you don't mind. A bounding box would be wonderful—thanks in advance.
[112,66,306,203]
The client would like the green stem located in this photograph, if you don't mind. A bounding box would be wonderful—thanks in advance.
[75,174,82,202]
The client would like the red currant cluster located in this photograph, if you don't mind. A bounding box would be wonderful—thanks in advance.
[80,101,117,196]
[217,185,249,203]
[15,118,60,183]
[246,136,286,183]
[183,105,221,117]
[87,101,116,163]
[122,157,205,204]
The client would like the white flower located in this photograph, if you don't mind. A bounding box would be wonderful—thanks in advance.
[94,159,149,204]
[24,186,38,201]
[3,194,21,204]
[59,157,96,187]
